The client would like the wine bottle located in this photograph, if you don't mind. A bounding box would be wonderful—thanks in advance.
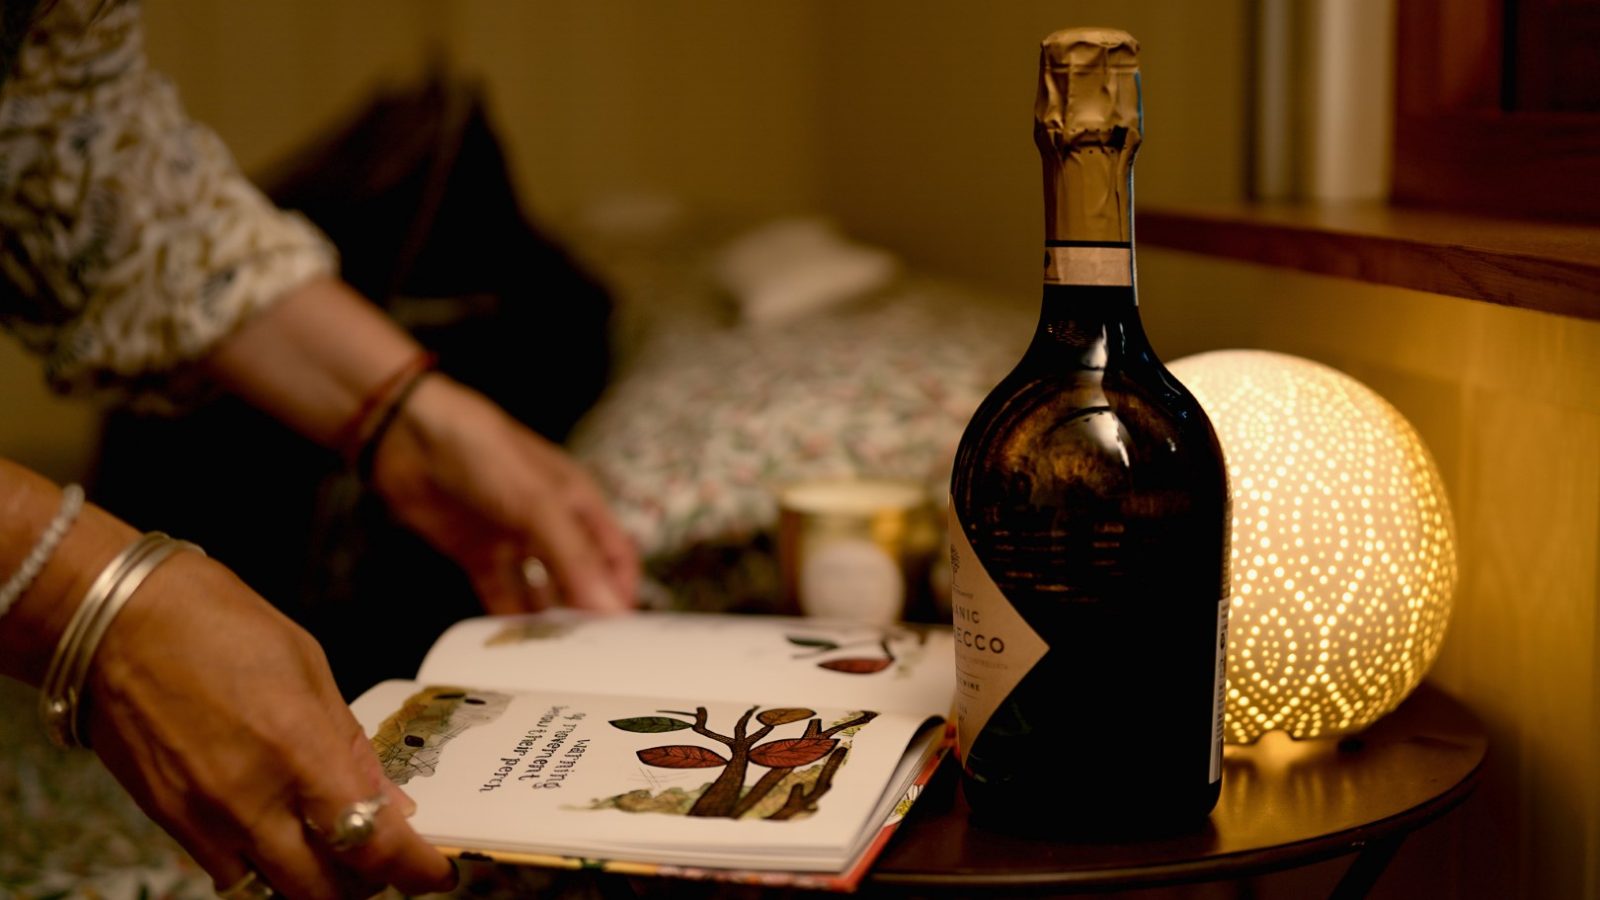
[948,27,1230,836]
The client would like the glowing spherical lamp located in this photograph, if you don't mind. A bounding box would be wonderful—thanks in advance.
[1168,350,1457,743]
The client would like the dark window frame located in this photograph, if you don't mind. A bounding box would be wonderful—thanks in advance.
[1393,0,1600,222]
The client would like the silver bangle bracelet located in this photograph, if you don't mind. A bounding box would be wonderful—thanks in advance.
[39,531,204,749]
[0,484,85,621]
[40,532,166,748]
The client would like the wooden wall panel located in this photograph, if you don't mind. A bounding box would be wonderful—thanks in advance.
[1446,391,1599,900]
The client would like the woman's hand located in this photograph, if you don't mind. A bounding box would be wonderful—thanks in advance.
[203,277,640,616]
[368,373,639,614]
[85,548,457,899]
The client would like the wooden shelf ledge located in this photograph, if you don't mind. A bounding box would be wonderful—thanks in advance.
[1138,203,1600,322]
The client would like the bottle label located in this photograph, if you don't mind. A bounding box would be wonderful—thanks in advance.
[1210,596,1230,783]
[1043,242,1133,287]
[948,503,1050,764]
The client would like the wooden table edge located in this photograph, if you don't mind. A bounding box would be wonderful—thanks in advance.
[868,730,1488,892]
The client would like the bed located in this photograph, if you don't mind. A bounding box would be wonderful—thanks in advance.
[561,199,1034,616]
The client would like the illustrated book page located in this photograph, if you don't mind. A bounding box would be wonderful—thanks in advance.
[414,610,954,720]
[350,680,945,889]
[352,610,957,890]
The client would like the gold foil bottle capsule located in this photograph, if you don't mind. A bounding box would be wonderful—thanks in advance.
[1035,28,1142,246]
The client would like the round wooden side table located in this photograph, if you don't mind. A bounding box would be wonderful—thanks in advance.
[868,681,1486,898]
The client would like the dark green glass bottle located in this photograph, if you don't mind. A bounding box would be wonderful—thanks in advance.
[948,27,1231,837]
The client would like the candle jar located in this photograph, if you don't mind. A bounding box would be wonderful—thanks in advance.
[776,478,941,625]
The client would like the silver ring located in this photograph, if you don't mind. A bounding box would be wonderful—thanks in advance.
[306,792,389,852]
[521,557,550,590]
[216,868,274,899]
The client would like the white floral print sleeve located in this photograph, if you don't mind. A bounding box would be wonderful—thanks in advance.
[0,0,335,399]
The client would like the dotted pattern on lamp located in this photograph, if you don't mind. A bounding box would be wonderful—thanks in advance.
[1170,351,1457,743]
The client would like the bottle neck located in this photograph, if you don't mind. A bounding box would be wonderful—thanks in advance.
[1025,285,1150,370]
[1027,29,1147,367]
[1032,158,1143,359]
[1034,37,1140,293]
[1040,158,1137,293]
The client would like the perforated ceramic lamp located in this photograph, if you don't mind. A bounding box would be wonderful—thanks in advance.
[1168,350,1457,744]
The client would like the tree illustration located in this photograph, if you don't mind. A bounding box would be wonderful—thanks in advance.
[609,706,878,819]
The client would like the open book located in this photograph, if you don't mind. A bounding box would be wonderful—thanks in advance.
[350,610,954,892]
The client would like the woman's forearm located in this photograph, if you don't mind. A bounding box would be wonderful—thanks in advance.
[0,276,417,684]
[0,459,137,685]
[201,275,424,451]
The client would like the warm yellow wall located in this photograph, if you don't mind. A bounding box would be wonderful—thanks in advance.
[142,0,824,219]
[441,0,823,220]
[151,0,1248,283]
[138,0,437,176]
[815,0,1250,298]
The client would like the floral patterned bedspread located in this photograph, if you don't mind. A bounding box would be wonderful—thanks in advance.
[562,211,1033,613]
[0,677,215,899]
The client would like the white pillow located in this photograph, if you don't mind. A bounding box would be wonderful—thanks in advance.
[711,217,900,328]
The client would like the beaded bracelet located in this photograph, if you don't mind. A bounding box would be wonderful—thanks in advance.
[0,483,85,622]
[39,531,204,749]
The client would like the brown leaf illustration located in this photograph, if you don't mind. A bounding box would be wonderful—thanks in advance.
[637,745,728,769]
[749,738,839,768]
[757,708,816,727]
[818,657,893,674]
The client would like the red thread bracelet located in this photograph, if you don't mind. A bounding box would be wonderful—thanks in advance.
[354,361,436,483]
[334,351,438,469]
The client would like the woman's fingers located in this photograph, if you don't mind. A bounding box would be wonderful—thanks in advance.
[243,815,361,900]
[521,484,628,612]
[301,795,456,897]
[577,492,641,606]
[351,729,418,819]
[294,718,458,896]
[192,718,455,899]
[369,374,642,615]
[549,456,641,607]
[173,829,259,899]
[463,542,553,614]
[516,443,637,612]
[191,805,443,900]
[217,726,455,900]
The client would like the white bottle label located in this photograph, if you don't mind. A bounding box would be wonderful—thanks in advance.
[1210,596,1230,783]
[948,503,1050,764]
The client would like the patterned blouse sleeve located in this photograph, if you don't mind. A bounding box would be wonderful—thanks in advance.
[0,0,337,400]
